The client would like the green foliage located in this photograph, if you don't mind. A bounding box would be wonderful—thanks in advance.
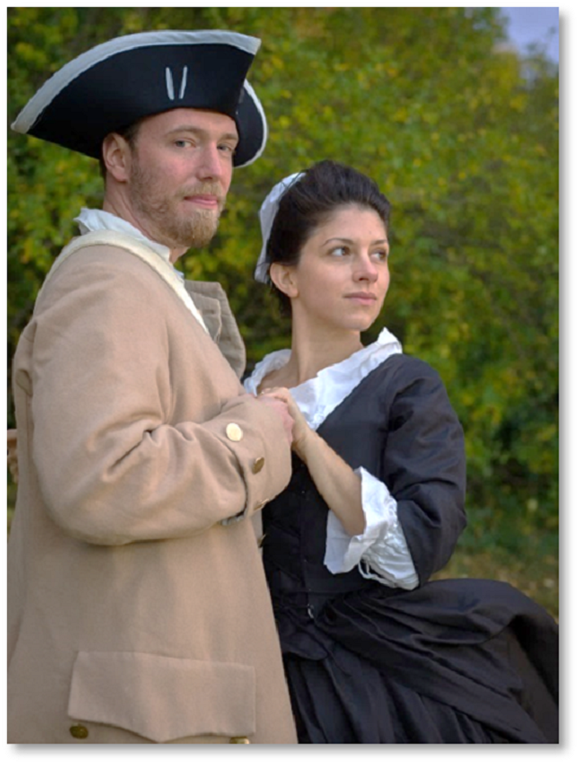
[7,8,558,610]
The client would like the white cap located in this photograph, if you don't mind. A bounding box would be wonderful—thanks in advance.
[254,172,305,283]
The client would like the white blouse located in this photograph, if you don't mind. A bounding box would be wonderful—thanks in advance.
[244,328,419,590]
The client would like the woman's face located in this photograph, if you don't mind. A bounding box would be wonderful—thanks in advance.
[283,204,390,334]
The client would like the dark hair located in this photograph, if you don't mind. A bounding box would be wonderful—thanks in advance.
[98,120,142,180]
[265,160,391,314]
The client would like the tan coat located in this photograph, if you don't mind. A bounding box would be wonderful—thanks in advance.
[7,232,297,744]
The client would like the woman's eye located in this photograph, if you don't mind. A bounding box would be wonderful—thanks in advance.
[174,139,191,148]
[330,246,349,257]
[372,249,389,261]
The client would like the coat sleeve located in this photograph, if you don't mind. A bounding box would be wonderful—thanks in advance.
[381,357,467,584]
[25,252,292,546]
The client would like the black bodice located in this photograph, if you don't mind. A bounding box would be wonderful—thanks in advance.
[262,454,370,616]
[261,353,467,619]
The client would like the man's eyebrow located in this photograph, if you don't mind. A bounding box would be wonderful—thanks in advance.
[166,125,239,142]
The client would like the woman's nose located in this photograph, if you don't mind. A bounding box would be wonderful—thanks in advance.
[354,255,379,282]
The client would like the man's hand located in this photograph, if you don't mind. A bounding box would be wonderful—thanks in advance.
[256,395,294,446]
[7,429,18,483]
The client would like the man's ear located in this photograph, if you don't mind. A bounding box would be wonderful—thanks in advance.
[101,133,133,183]
[270,262,299,299]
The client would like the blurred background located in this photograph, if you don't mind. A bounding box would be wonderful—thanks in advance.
[6,7,559,617]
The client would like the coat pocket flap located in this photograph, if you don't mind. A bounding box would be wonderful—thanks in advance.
[68,651,256,742]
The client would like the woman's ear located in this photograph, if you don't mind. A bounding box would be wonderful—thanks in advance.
[269,262,299,299]
[101,133,132,183]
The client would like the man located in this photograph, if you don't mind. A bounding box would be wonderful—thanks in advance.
[8,30,297,744]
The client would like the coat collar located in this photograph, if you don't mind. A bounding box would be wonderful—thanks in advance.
[183,280,246,378]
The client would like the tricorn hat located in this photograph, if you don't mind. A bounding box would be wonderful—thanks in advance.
[11,29,267,167]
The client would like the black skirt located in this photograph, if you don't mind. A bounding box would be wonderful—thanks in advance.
[274,578,558,744]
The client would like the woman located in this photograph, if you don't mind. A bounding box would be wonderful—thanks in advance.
[245,160,558,744]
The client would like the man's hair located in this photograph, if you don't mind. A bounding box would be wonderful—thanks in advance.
[99,120,142,180]
[265,159,391,314]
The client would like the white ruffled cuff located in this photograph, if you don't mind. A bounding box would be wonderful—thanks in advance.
[324,467,419,590]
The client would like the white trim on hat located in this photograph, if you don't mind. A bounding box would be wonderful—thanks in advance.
[12,29,261,133]
[236,79,269,168]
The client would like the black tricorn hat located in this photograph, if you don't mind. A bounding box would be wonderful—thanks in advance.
[11,29,267,168]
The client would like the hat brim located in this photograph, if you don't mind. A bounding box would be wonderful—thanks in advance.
[11,30,267,167]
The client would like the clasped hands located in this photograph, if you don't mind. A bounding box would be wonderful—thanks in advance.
[257,388,311,458]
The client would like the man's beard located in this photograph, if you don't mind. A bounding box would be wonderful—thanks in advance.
[129,160,224,250]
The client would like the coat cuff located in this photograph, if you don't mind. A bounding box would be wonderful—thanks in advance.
[202,394,292,526]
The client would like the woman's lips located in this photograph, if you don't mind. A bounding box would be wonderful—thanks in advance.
[344,293,377,305]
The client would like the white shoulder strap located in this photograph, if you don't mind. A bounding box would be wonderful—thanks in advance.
[39,230,209,332]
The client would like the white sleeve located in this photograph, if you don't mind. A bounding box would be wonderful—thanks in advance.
[323,467,419,590]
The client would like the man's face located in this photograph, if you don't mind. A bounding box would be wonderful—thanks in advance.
[125,108,238,251]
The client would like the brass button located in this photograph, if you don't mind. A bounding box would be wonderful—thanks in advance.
[226,422,243,442]
[229,736,250,744]
[70,724,89,739]
[252,456,265,474]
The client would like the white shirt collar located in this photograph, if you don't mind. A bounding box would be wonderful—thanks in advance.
[244,328,403,430]
[74,208,174,265]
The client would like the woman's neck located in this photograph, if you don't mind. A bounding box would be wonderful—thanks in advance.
[277,319,364,388]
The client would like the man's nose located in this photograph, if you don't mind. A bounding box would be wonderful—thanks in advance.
[196,145,226,180]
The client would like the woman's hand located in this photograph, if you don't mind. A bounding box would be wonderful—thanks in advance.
[258,389,366,536]
[259,387,312,459]
[259,388,365,536]
[255,393,294,446]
